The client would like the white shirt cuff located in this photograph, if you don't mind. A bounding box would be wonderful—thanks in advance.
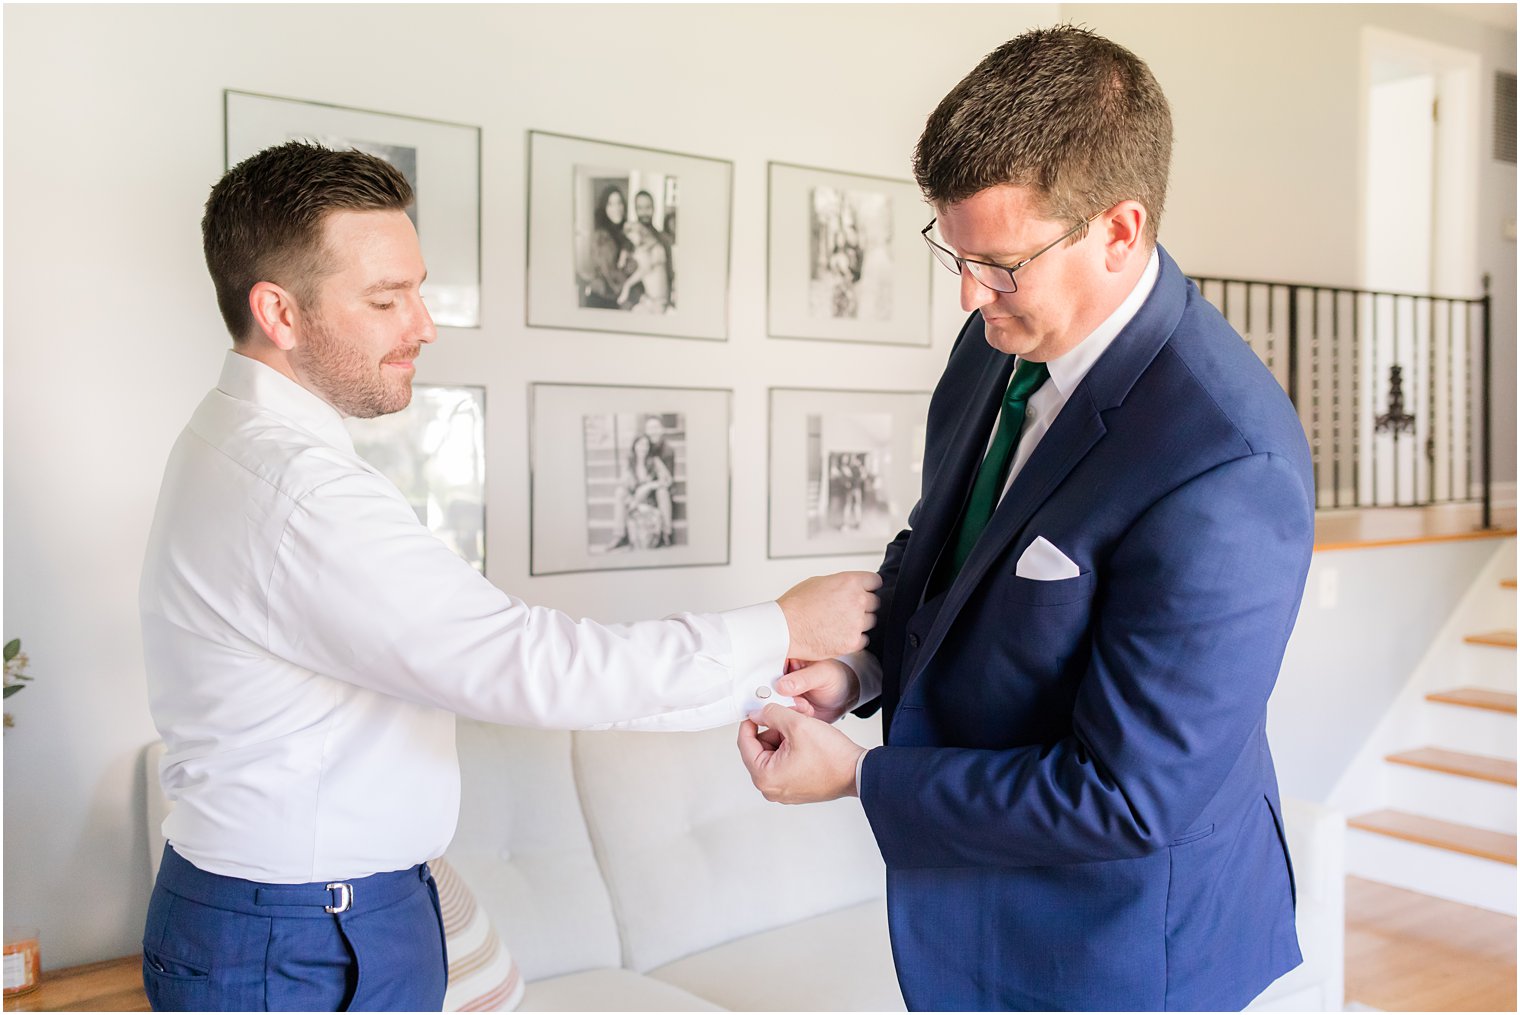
[855,746,873,797]
[839,649,883,712]
[721,601,792,719]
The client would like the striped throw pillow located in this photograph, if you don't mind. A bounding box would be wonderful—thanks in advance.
[432,856,525,1012]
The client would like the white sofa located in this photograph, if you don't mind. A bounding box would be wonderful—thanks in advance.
[147,716,1345,1011]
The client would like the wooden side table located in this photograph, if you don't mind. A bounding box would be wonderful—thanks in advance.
[4,956,147,1012]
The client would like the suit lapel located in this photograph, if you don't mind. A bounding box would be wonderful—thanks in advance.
[902,246,1193,693]
[906,386,1105,685]
[891,339,1014,620]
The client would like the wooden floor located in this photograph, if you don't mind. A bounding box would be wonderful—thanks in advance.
[1315,502,1516,551]
[1345,876,1517,1011]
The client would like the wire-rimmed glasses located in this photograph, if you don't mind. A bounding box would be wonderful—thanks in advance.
[921,211,1103,294]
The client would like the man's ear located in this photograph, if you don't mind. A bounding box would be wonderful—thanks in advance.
[1100,201,1148,272]
[248,281,300,352]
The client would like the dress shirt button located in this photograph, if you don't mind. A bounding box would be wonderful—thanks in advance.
[908,633,920,648]
[755,686,772,699]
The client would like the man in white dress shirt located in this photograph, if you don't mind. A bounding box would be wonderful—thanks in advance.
[139,141,879,1012]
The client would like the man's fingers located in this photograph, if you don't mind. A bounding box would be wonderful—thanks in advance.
[778,662,825,696]
[860,571,884,592]
[758,702,799,732]
[737,719,770,773]
[757,726,784,749]
[790,697,817,719]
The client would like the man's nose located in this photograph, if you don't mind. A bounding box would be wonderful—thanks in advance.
[959,266,1000,314]
[416,296,439,345]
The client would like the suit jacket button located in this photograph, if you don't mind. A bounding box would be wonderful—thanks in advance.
[908,633,920,648]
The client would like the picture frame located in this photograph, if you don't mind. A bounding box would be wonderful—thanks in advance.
[530,383,732,575]
[526,130,732,342]
[224,89,482,328]
[766,162,932,346]
[346,384,488,573]
[768,387,930,559]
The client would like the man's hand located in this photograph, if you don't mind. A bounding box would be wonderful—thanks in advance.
[777,571,882,661]
[778,658,859,724]
[737,703,866,804]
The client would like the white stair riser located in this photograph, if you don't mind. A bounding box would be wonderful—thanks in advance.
[1347,828,1516,915]
[1423,705,1516,759]
[1458,646,1519,689]
[1383,765,1516,833]
[1462,593,1517,631]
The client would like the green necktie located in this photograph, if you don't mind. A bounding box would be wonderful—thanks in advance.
[938,359,1050,589]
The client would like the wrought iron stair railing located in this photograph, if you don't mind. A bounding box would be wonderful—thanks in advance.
[1188,273,1494,527]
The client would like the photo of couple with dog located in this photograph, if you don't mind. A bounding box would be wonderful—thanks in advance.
[575,170,676,315]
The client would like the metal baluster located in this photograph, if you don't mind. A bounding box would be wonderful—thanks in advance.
[1393,297,1402,505]
[1465,299,1474,506]
[1332,290,1342,508]
[1352,292,1362,507]
[1311,289,1322,509]
[1481,276,1492,528]
[1267,283,1277,377]
[1371,294,1380,507]
[1447,299,1455,503]
[1427,296,1437,505]
[1287,285,1300,411]
[1245,284,1254,361]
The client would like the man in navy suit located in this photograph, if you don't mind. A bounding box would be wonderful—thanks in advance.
[740,25,1314,1011]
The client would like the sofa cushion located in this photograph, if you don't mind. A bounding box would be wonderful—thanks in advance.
[433,855,525,1012]
[571,715,887,972]
[519,968,722,1012]
[650,898,905,1012]
[452,721,623,981]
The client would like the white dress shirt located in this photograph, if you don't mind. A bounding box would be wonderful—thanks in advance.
[849,251,1161,786]
[141,351,788,884]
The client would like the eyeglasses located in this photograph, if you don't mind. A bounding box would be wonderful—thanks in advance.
[921,210,1103,294]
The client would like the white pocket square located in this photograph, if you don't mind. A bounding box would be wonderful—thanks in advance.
[1015,536,1081,581]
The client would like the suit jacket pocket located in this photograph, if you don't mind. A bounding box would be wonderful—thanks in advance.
[1000,570,1096,606]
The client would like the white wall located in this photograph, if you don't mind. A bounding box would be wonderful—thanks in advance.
[1268,537,1505,803]
[4,3,1514,968]
[1,2,1058,967]
[1066,3,1517,485]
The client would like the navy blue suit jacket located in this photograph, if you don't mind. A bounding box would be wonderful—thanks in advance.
[857,248,1313,1011]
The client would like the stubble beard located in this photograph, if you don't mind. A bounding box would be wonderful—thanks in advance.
[298,312,417,420]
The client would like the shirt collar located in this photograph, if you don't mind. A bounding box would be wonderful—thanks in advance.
[1043,248,1161,398]
[216,350,356,454]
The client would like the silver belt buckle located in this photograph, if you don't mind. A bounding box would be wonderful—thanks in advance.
[325,882,353,914]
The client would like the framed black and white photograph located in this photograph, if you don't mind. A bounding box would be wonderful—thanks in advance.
[767,162,932,346]
[531,383,731,575]
[346,384,487,572]
[526,131,732,341]
[225,90,482,328]
[768,388,930,559]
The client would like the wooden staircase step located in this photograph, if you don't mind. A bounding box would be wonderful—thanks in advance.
[1464,630,1517,649]
[1386,747,1517,785]
[1427,687,1518,714]
[1349,808,1517,864]
[1501,578,1516,589]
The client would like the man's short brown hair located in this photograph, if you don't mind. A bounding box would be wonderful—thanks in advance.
[202,141,414,341]
[913,24,1173,246]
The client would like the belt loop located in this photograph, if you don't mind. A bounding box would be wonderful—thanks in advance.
[419,862,431,882]
[325,882,353,914]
